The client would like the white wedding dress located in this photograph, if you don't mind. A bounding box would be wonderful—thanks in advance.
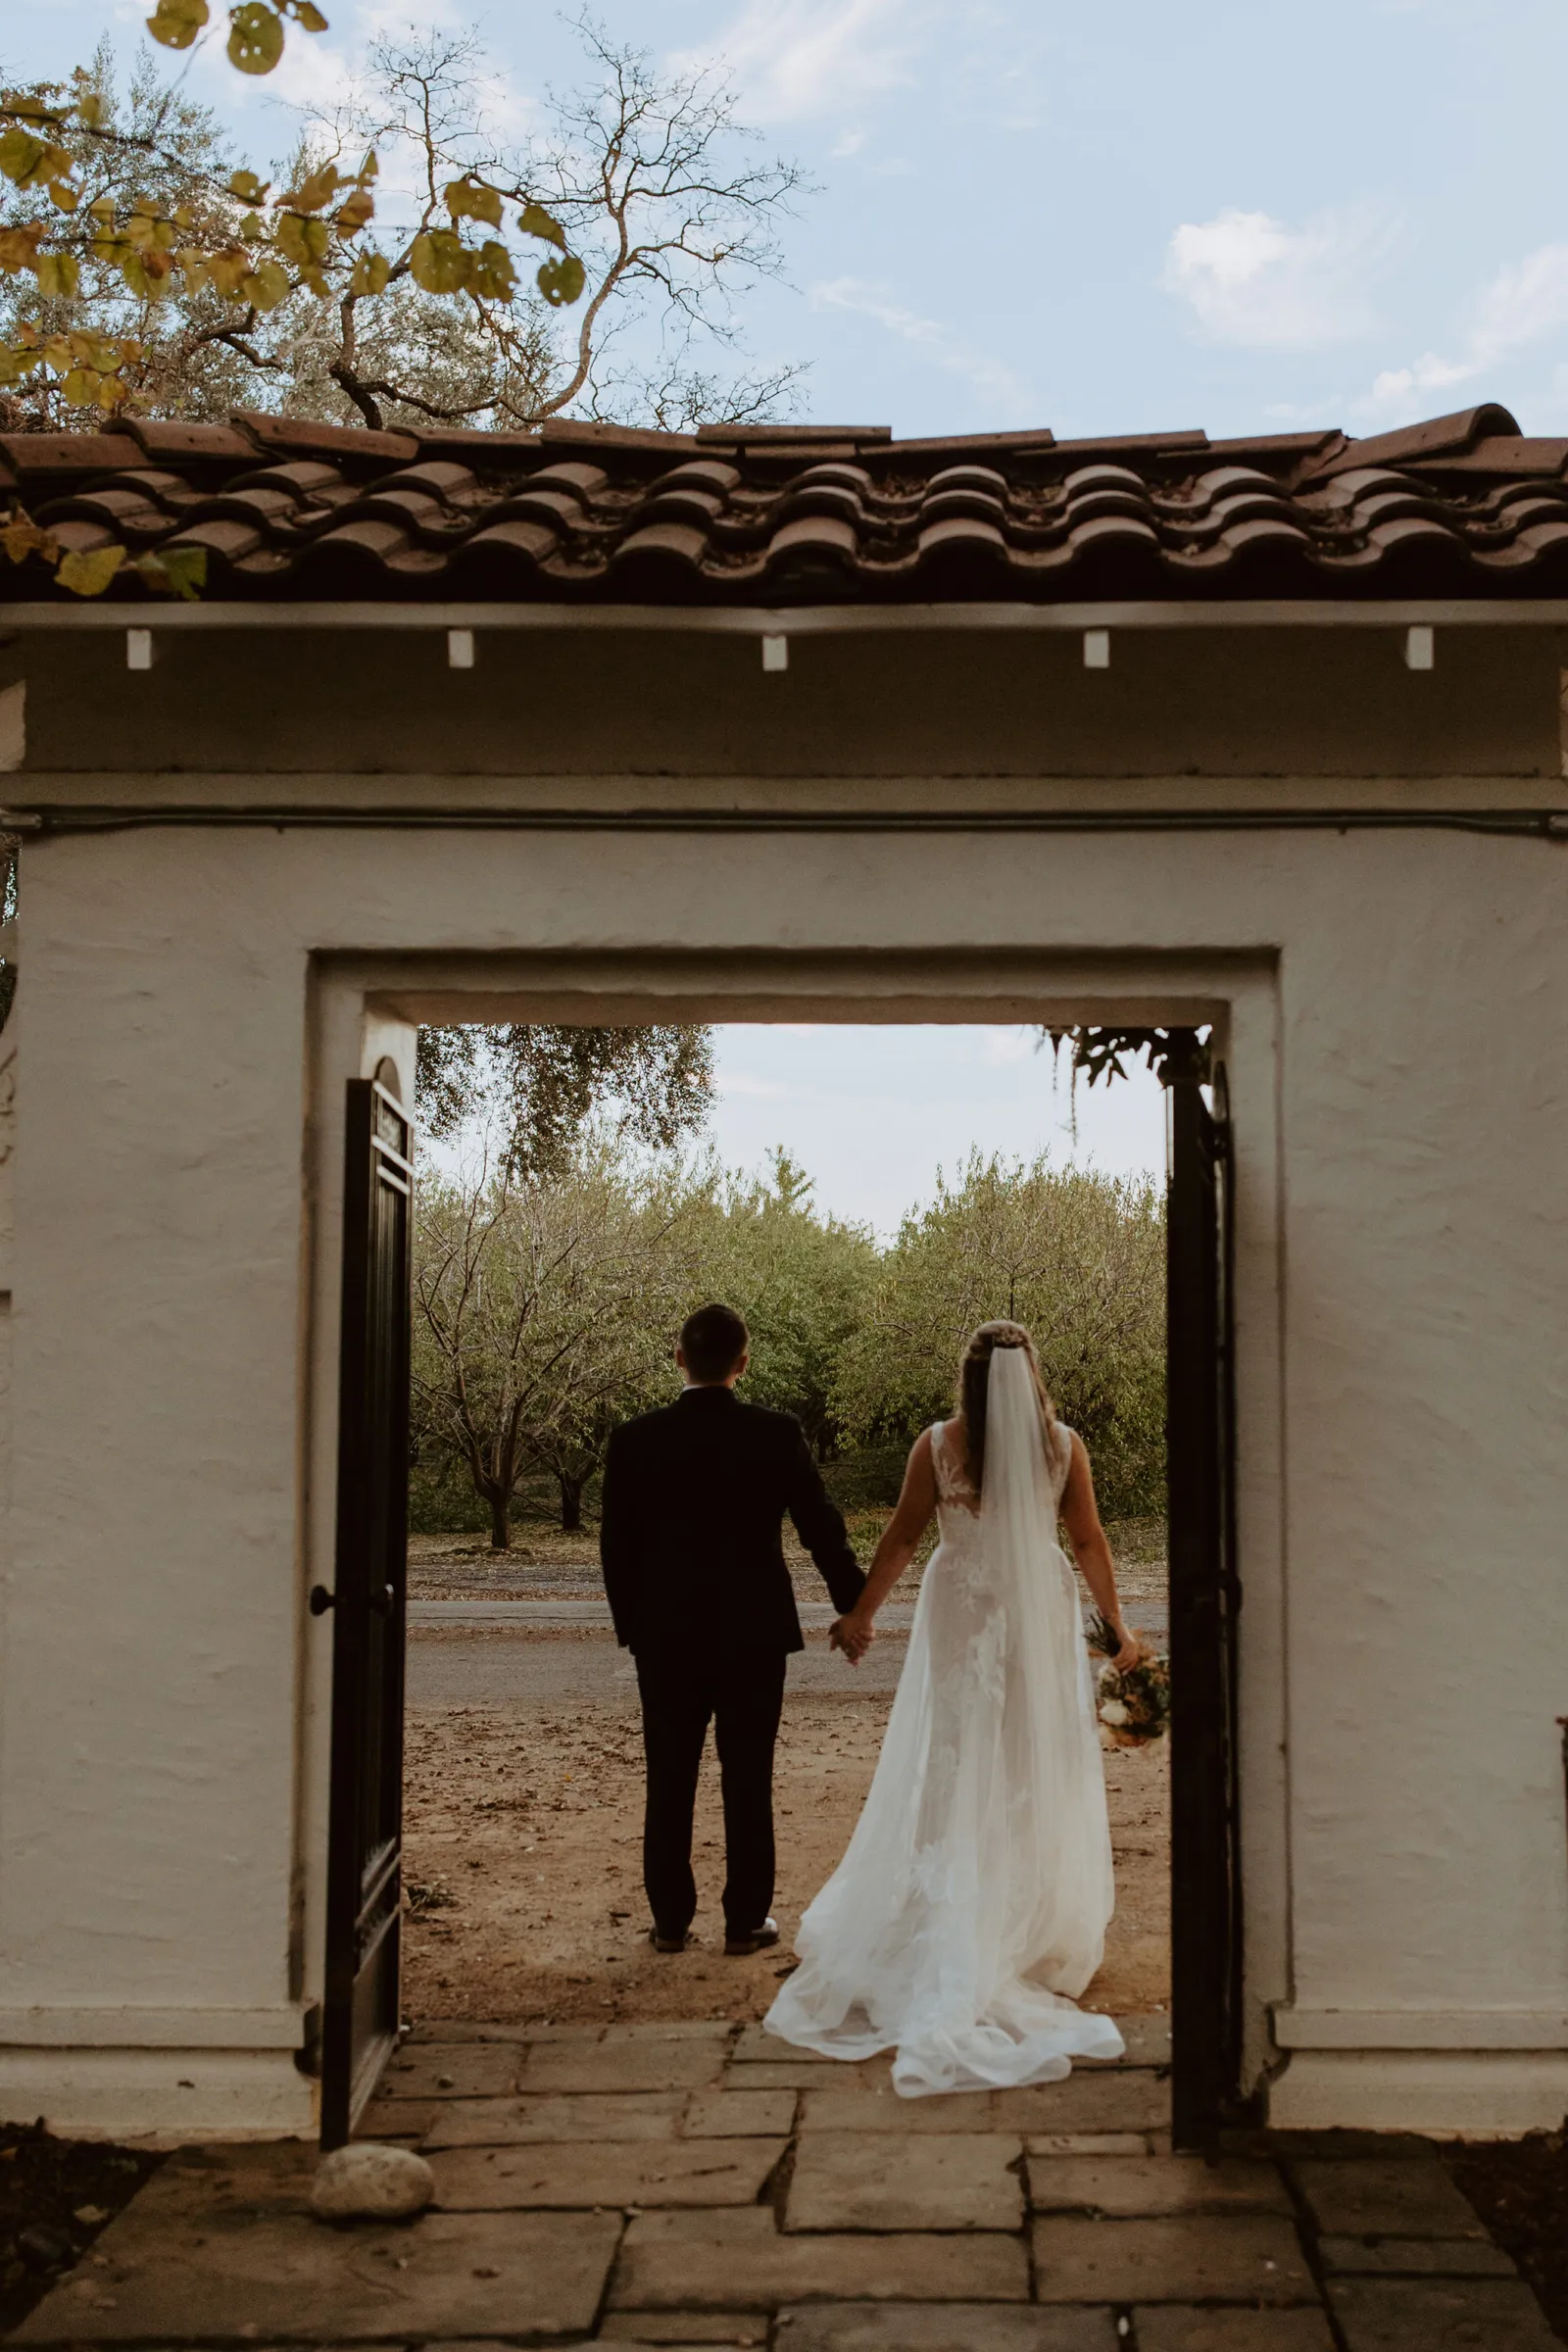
[765,1348,1124,2094]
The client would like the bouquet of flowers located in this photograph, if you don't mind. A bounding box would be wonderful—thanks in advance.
[1087,1612,1171,1749]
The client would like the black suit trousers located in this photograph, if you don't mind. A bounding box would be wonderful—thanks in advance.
[634,1647,788,1938]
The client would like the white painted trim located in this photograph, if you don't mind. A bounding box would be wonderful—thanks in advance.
[0,2003,310,2048]
[4,598,1568,634]
[1272,2005,1568,2050]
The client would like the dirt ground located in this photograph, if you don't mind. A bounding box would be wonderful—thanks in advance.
[402,1626,1171,2029]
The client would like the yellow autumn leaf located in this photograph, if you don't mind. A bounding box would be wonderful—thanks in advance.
[228,169,269,203]
[146,0,210,51]
[33,253,79,299]
[57,545,127,597]
[240,258,290,310]
[536,252,586,308]
[292,1,329,29]
[348,248,390,297]
[1,514,58,565]
[61,367,101,407]
[227,3,285,74]
[280,164,339,214]
[48,178,80,215]
[275,211,329,267]
[333,188,374,233]
[0,127,47,186]
[468,239,516,301]
[518,200,567,251]
[445,177,503,227]
[77,91,105,128]
[409,227,468,295]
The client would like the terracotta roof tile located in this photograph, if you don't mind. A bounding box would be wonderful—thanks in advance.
[4,400,1568,602]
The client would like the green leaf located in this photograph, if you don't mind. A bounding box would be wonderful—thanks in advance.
[409,226,468,295]
[136,546,207,600]
[146,0,210,50]
[226,2,285,74]
[536,252,585,308]
[517,200,566,250]
[57,545,127,597]
[33,252,79,299]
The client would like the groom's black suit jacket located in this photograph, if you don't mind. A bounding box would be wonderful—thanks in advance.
[600,1387,865,1659]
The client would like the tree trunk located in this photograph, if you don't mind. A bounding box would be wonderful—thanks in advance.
[558,1472,585,1533]
[488,1490,512,1550]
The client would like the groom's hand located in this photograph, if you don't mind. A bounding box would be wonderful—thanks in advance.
[830,1614,873,1665]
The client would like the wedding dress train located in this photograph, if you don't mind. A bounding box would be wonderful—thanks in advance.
[765,1348,1124,2094]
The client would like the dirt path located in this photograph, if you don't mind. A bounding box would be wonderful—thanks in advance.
[402,1627,1170,2030]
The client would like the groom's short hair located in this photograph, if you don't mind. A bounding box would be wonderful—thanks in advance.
[680,1302,749,1383]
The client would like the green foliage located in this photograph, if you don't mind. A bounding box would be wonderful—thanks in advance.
[416,1024,714,1181]
[831,1152,1166,1521]
[681,1150,878,1456]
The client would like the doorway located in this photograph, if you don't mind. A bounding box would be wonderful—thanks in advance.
[307,963,1274,2153]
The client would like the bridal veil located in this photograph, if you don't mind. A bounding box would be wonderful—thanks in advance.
[765,1345,1124,2093]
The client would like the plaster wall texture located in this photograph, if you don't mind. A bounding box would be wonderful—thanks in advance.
[1,624,1565,2135]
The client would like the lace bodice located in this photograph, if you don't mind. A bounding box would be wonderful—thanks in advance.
[930,1414,1073,1530]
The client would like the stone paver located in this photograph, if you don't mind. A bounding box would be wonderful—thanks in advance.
[1291,2158,1487,2239]
[598,2314,769,2343]
[1083,2016,1171,2068]
[407,2018,545,2042]
[1032,2213,1314,2303]
[357,2095,438,2140]
[1028,2132,1152,2156]
[1327,2275,1561,2349]
[786,2130,1024,2231]
[14,2161,618,2343]
[724,2059,865,2090]
[423,2090,688,2147]
[379,2042,520,2098]
[523,2035,728,2092]
[605,2021,739,2044]
[1318,2233,1519,2277]
[611,2207,1031,2308]
[684,2087,798,2136]
[1028,2154,1292,2217]
[1135,2312,1339,2351]
[776,2307,1120,2348]
[430,2135,784,2210]
[993,2070,1167,2133]
[799,2085,999,2133]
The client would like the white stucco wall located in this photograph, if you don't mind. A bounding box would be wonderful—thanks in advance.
[0,612,1565,2136]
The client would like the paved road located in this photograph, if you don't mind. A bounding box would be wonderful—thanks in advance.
[404,1601,1167,1709]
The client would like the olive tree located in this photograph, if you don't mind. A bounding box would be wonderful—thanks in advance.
[831,1152,1166,1519]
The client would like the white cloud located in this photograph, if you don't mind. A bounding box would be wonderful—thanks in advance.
[1360,240,1568,417]
[809,276,1029,409]
[721,1074,791,1100]
[1163,205,1392,349]
[694,0,922,121]
[981,1029,1035,1066]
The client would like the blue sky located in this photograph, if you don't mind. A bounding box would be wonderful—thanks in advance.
[16,0,1568,440]
[709,1028,1165,1236]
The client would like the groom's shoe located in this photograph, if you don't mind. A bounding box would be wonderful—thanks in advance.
[649,1926,692,1954]
[724,1917,780,1957]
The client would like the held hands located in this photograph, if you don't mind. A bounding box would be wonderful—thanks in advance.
[830,1611,875,1666]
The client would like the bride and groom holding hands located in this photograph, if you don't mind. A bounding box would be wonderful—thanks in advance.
[599,1300,1145,2095]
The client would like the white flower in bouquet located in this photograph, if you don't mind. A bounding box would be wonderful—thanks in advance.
[1100,1698,1130,1727]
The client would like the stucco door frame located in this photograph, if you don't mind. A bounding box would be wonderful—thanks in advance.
[302,949,1285,2114]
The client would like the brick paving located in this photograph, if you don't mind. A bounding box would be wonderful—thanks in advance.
[13,2017,1557,2350]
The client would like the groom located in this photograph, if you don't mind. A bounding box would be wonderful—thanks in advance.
[600,1303,868,1956]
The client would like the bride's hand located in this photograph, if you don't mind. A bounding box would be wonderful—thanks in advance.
[831,1612,874,1663]
[1107,1617,1143,1672]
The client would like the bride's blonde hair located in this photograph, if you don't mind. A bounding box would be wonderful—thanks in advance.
[956,1321,1055,1491]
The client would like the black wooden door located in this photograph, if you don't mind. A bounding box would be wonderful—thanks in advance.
[1165,1035,1243,2149]
[317,1071,413,2148]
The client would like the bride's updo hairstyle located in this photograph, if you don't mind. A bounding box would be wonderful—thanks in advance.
[956,1320,1056,1491]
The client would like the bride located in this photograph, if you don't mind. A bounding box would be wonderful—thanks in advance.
[765,1319,1144,2096]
